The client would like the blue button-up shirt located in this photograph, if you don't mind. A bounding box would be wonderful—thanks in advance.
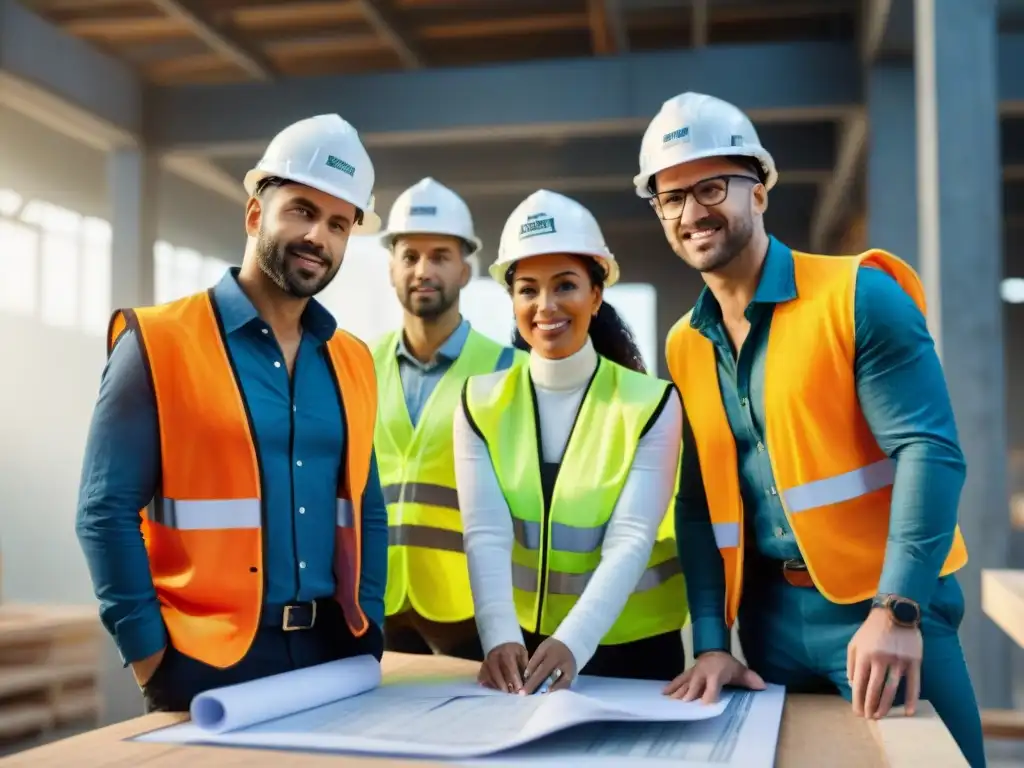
[394,317,518,426]
[675,237,967,654]
[75,268,388,664]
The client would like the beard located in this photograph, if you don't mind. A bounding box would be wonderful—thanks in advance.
[676,211,754,274]
[401,281,458,320]
[255,227,338,299]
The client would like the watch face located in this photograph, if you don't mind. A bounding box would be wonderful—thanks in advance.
[892,600,919,625]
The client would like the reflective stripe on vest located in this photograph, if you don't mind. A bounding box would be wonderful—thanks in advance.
[666,248,968,625]
[107,290,377,669]
[464,356,688,646]
[373,328,526,622]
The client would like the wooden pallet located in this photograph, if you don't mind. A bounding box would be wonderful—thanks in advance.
[0,605,103,744]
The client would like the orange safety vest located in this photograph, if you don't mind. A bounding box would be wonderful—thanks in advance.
[666,249,968,626]
[107,289,377,669]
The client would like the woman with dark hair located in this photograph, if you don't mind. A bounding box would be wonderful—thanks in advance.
[453,189,688,695]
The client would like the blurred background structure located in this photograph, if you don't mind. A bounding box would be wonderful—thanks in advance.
[0,0,1022,762]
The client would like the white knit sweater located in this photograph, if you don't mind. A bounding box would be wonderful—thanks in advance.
[452,337,682,672]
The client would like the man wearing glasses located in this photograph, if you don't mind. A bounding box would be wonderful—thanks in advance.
[639,92,984,766]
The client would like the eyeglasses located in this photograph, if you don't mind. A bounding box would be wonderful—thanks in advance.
[649,174,759,221]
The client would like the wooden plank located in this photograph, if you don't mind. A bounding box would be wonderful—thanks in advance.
[0,652,965,767]
[982,569,1024,649]
[981,708,1024,740]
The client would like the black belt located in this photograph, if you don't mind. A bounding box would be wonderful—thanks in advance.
[260,600,329,631]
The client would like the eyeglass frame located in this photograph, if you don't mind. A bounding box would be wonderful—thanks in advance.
[648,173,761,221]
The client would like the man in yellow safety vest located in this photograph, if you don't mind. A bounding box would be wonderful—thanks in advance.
[373,177,525,660]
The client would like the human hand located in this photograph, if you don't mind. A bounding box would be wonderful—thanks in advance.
[131,645,167,687]
[520,637,577,695]
[479,642,529,693]
[663,651,766,703]
[847,607,922,719]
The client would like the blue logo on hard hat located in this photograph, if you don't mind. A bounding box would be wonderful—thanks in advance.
[325,155,355,177]
[409,205,437,216]
[662,126,690,145]
[520,213,556,239]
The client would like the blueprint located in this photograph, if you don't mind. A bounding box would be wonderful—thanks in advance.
[462,686,786,768]
[133,656,744,760]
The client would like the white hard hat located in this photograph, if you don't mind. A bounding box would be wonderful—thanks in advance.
[379,177,481,255]
[633,92,778,198]
[244,114,381,234]
[491,190,619,288]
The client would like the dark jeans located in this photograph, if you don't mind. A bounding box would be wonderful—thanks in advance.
[142,599,383,713]
[523,628,686,682]
[383,610,484,661]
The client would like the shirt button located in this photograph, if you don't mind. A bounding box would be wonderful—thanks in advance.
[261,328,269,335]
[740,398,748,408]
[273,361,281,368]
[296,460,303,467]
[756,442,765,452]
[298,506,306,514]
[769,486,777,496]
[774,527,785,538]
[299,561,306,569]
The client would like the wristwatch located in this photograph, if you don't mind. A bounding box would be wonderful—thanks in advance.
[871,594,921,628]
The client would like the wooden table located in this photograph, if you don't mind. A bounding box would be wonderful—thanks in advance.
[980,568,1024,738]
[0,652,966,767]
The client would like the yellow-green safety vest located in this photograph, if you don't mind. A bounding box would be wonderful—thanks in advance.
[373,328,527,622]
[463,355,689,645]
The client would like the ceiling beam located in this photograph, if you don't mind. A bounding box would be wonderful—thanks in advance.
[355,0,424,69]
[0,0,141,147]
[809,109,868,252]
[148,0,275,81]
[587,0,629,55]
[147,41,861,155]
[691,0,708,48]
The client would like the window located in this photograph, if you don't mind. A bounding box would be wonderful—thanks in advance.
[1002,277,1024,304]
[23,200,82,329]
[317,235,402,344]
[80,217,112,336]
[154,240,233,304]
[0,219,39,317]
[461,278,514,346]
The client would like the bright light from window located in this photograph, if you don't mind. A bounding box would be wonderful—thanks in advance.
[318,235,402,345]
[80,217,112,336]
[0,220,39,316]
[462,279,514,346]
[1001,277,1024,304]
[605,283,659,377]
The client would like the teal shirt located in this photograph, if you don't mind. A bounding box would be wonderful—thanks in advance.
[395,318,517,426]
[675,237,967,655]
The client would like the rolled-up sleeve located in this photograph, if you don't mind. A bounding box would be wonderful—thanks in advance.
[853,266,966,608]
[74,329,165,665]
[675,406,730,656]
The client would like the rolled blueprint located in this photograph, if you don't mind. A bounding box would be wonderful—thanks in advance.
[190,653,381,733]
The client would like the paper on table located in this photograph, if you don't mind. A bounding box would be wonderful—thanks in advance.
[138,671,733,759]
[189,653,380,733]
[458,684,786,768]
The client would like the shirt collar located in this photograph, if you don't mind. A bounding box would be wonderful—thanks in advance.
[395,317,471,366]
[689,235,797,332]
[212,266,338,343]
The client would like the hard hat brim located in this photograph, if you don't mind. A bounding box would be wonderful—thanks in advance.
[243,168,382,234]
[489,251,619,289]
[378,230,482,255]
[633,146,778,198]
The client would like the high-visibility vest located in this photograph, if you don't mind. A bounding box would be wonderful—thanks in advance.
[666,249,969,626]
[106,290,377,669]
[463,356,689,645]
[373,328,526,622]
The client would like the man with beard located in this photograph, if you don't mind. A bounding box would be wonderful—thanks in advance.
[639,93,985,766]
[371,177,523,660]
[75,114,390,713]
